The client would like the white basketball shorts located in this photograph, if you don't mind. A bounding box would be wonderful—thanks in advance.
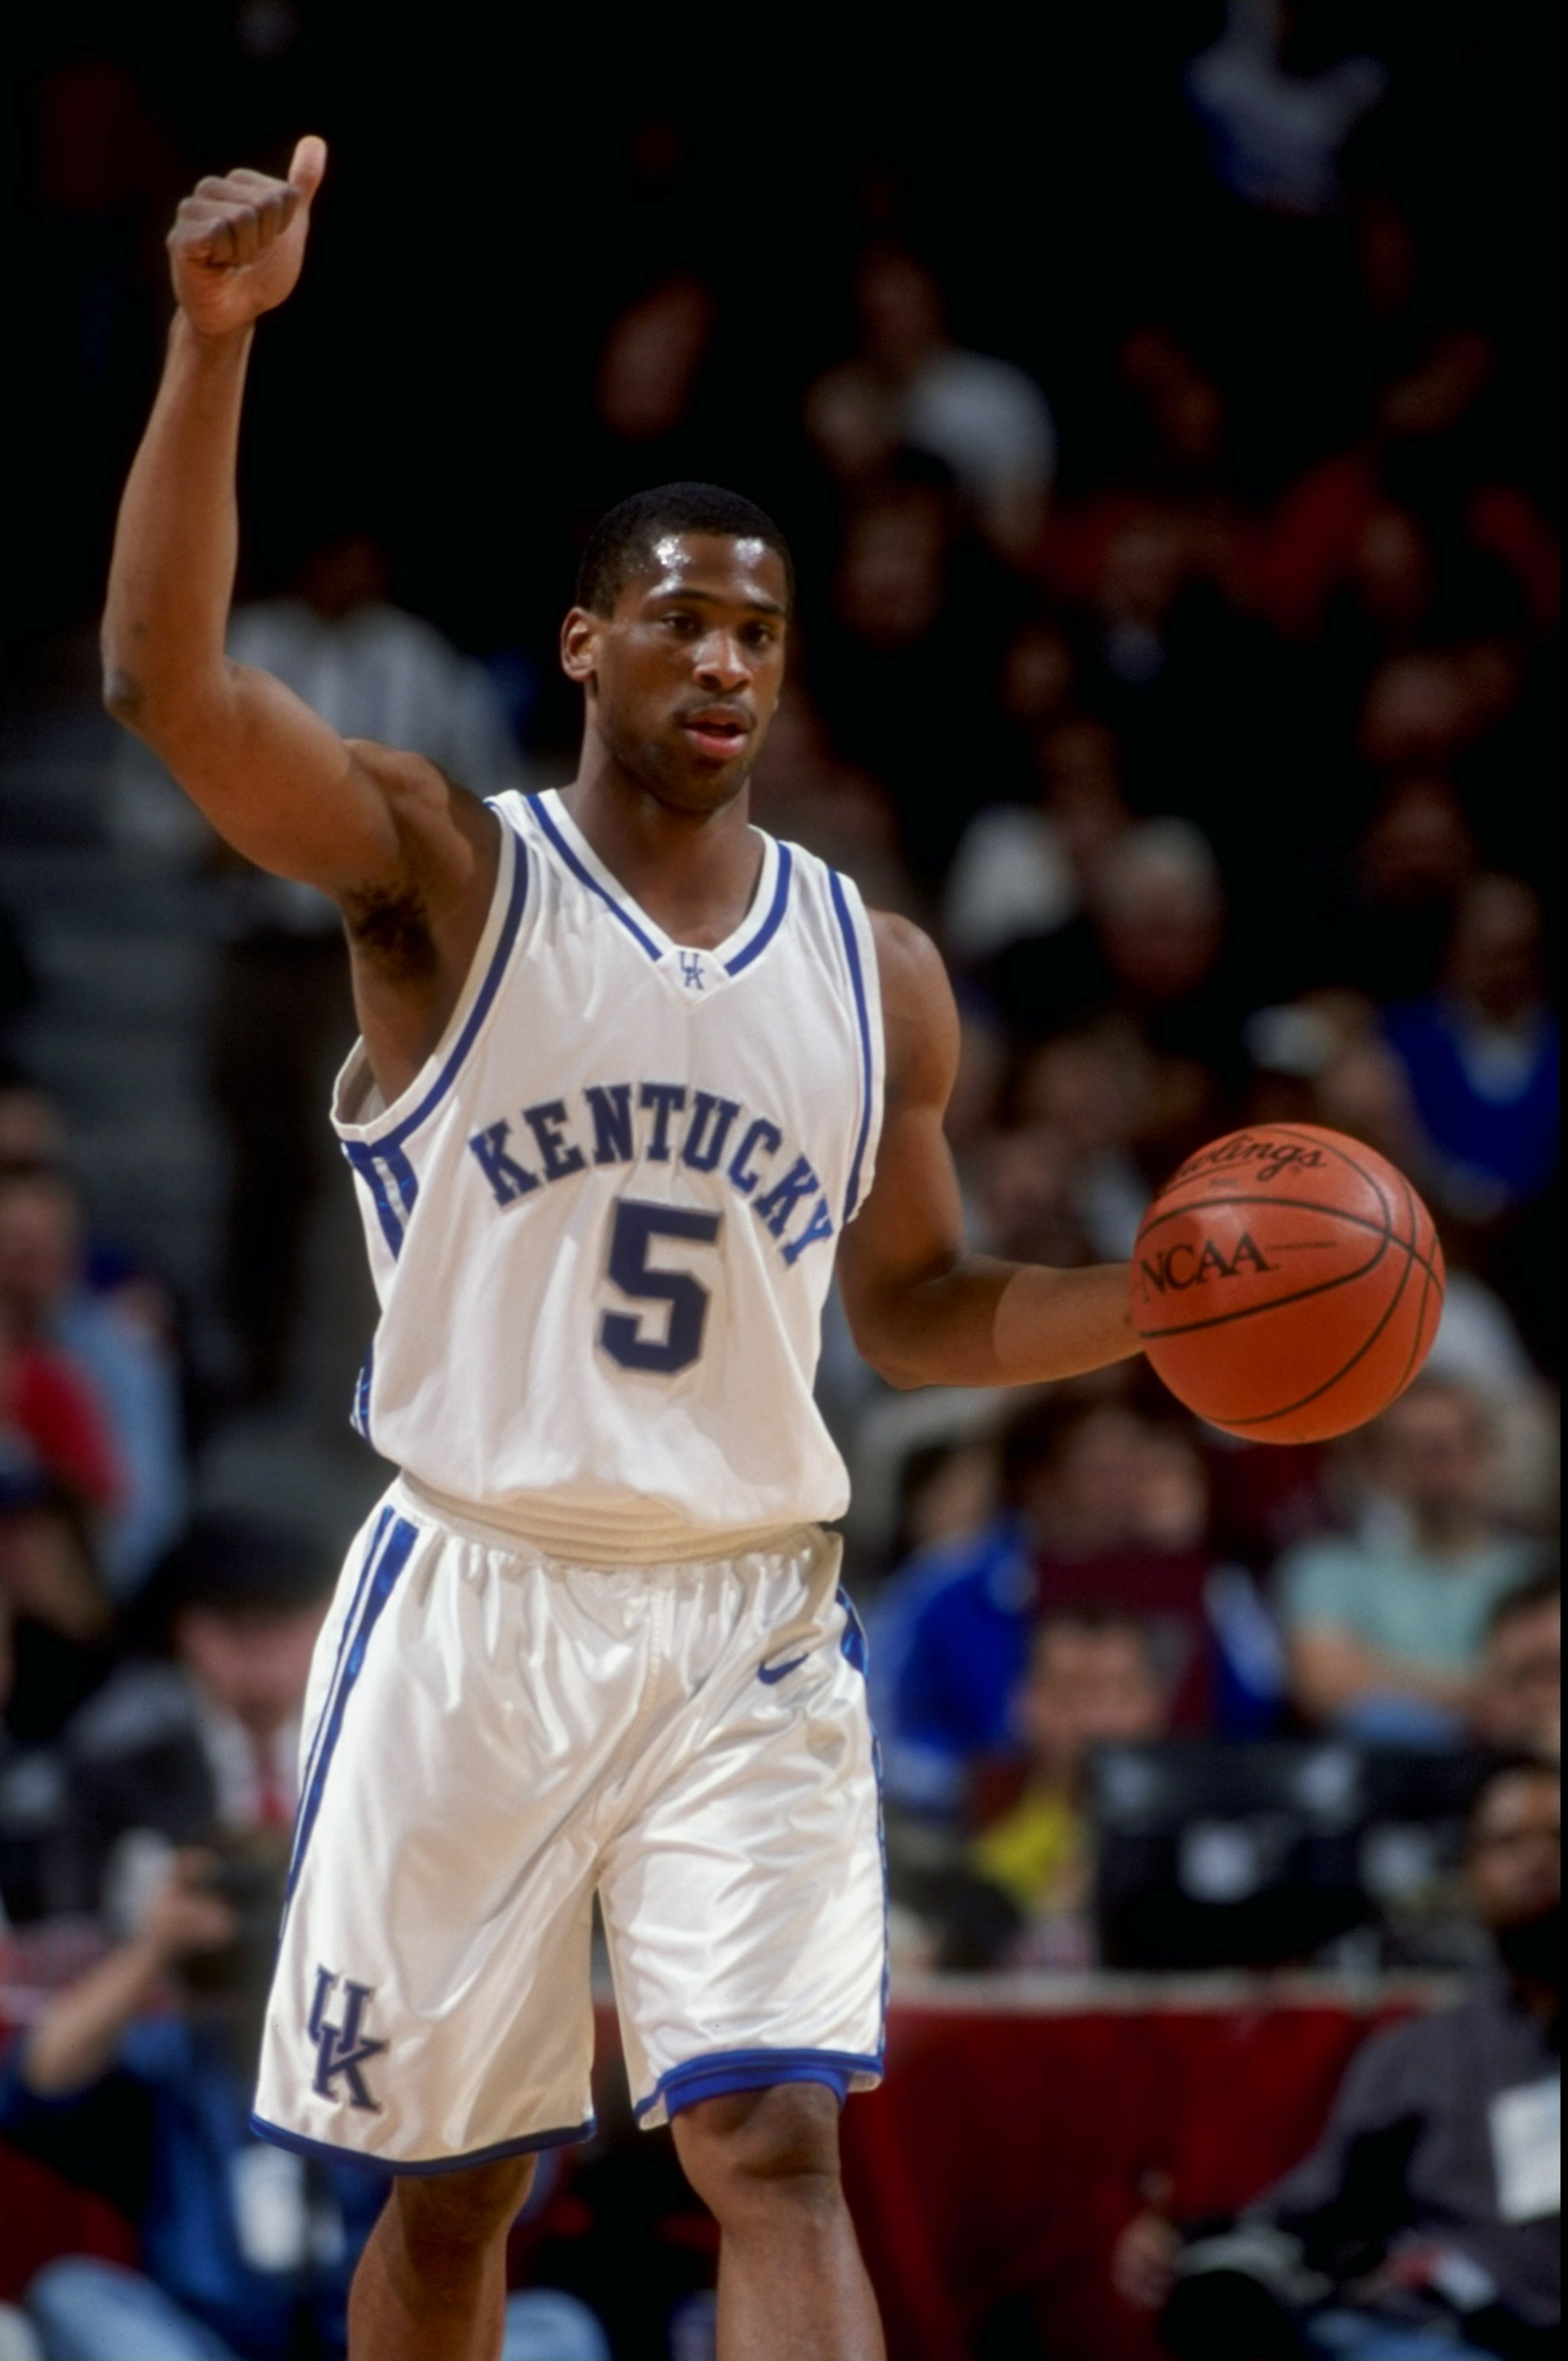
[251,1486,885,2173]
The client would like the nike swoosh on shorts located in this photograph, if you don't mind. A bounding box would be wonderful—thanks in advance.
[757,1653,809,1685]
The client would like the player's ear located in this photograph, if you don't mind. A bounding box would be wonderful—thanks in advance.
[560,607,601,689]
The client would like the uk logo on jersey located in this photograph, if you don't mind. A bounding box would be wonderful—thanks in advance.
[679,951,707,991]
[307,1968,387,2111]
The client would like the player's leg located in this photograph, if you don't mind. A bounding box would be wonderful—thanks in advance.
[600,1529,886,2356]
[671,2083,885,2361]
[347,2154,534,2361]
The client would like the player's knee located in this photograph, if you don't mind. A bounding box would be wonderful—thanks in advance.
[673,2081,844,2226]
[389,2153,537,2258]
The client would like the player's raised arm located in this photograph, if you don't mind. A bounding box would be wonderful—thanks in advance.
[835,912,1141,1389]
[101,138,492,927]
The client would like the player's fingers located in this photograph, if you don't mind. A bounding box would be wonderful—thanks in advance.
[225,201,261,267]
[287,134,327,203]
[171,199,247,267]
[194,173,272,206]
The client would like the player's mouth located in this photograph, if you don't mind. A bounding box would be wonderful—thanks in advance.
[677,706,752,761]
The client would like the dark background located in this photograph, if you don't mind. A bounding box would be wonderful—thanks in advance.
[5,4,1557,684]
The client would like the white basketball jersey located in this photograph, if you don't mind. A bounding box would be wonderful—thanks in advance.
[332,789,885,1561]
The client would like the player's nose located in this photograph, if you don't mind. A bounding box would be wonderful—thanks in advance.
[693,629,751,690]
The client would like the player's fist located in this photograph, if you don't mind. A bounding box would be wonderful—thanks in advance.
[168,135,327,337]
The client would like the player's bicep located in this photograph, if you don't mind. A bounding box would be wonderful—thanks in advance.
[142,658,408,895]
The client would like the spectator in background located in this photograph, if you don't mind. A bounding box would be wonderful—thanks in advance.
[1327,771,1479,1004]
[0,1168,182,1596]
[1009,1028,1151,1261]
[0,1462,113,1759]
[61,1514,332,1913]
[942,711,1131,968]
[872,1393,1247,1819]
[963,1611,1169,1970]
[1183,0,1388,220]
[1279,1379,1541,1747]
[804,241,1056,558]
[992,813,1229,1078]
[0,1841,385,2361]
[1029,1401,1227,1732]
[1116,1759,1560,2361]
[1385,874,1558,1227]
[225,531,523,805]
[0,1078,68,1179]
[817,467,1025,882]
[592,271,718,448]
[1474,1580,1560,1766]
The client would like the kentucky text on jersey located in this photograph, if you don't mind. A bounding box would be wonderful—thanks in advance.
[467,1081,835,1267]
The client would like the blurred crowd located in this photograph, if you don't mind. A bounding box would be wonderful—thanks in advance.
[0,8,1560,2359]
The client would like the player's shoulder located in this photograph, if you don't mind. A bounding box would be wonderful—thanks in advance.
[866,907,953,1027]
[344,739,497,842]
[865,906,958,1104]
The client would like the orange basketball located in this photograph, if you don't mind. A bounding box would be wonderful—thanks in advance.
[1131,1124,1445,1443]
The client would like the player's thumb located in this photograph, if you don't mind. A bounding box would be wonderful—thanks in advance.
[288,134,328,204]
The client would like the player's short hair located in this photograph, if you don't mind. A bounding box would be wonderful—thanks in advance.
[575,483,795,616]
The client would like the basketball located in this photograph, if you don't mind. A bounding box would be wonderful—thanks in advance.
[1131,1124,1445,1444]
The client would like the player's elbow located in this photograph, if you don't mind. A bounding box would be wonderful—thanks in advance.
[100,644,221,753]
[842,1308,932,1391]
[101,662,146,729]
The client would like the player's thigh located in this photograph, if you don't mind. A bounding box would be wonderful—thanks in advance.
[262,1518,630,2159]
[600,1577,885,2123]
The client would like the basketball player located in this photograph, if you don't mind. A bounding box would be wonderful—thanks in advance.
[102,140,1141,2360]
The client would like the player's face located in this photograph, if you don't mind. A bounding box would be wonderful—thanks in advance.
[566,534,789,814]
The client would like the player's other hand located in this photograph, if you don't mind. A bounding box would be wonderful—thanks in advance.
[168,135,327,338]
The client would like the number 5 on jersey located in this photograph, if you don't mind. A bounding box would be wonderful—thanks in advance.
[601,1200,722,1375]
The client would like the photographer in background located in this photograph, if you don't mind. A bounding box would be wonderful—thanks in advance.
[0,1841,385,2361]
[1114,1758,1560,2361]
[59,1513,332,1912]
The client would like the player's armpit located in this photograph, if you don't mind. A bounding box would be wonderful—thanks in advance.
[837,910,1139,1390]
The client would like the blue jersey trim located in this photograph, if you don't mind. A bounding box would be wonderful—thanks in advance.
[725,841,792,975]
[638,2045,883,2124]
[284,1516,419,1908]
[837,1582,890,2057]
[344,1143,405,1258]
[828,870,874,1220]
[250,2112,593,2176]
[292,1507,393,1851]
[527,793,664,961]
[372,816,530,1155]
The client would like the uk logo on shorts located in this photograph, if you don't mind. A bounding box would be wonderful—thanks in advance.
[307,1968,387,2112]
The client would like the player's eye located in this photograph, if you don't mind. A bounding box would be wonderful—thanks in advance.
[663,611,699,635]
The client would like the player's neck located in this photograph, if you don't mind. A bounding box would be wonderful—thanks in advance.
[560,745,764,951]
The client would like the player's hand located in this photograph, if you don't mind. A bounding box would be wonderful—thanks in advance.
[168,135,327,339]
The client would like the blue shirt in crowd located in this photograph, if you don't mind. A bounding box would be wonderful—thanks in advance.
[0,2014,384,2359]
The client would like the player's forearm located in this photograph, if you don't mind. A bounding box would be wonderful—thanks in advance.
[860,1255,1140,1390]
[22,1937,165,2096]
[101,314,252,743]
